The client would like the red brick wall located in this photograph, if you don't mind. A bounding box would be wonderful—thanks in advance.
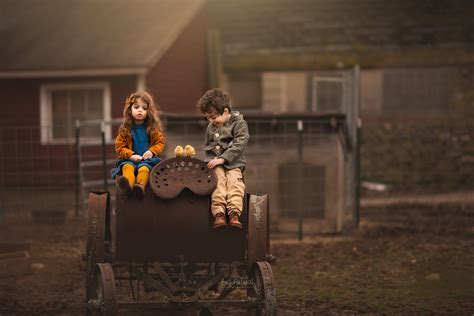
[146,5,208,114]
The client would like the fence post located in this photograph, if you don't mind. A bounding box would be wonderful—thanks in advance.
[353,65,361,227]
[297,120,304,241]
[75,120,81,217]
[101,121,108,192]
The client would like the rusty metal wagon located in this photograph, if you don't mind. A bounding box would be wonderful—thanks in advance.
[85,156,276,315]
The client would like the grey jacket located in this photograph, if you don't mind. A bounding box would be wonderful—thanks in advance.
[203,111,249,170]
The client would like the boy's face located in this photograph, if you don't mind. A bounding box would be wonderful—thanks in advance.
[205,108,229,126]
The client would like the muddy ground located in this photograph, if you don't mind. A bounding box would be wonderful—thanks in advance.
[0,201,473,315]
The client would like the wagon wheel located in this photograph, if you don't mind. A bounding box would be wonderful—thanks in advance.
[87,263,117,315]
[86,192,108,300]
[247,261,277,316]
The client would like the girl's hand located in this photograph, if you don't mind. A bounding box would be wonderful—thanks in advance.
[207,157,225,169]
[142,150,153,160]
[130,154,143,162]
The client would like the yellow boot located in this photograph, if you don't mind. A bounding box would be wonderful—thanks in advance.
[117,164,134,196]
[133,166,150,199]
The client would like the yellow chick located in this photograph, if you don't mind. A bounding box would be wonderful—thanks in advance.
[174,145,184,157]
[184,145,196,157]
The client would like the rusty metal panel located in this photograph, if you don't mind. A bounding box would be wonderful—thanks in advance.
[86,192,107,265]
[247,194,269,264]
[150,157,217,199]
[115,187,246,263]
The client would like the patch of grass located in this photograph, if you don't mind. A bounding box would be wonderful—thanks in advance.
[272,237,474,314]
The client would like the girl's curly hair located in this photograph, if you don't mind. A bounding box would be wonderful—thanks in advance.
[119,91,163,136]
[196,88,232,114]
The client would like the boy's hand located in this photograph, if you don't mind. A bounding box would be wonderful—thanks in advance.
[130,154,143,162]
[207,157,225,169]
[142,150,153,160]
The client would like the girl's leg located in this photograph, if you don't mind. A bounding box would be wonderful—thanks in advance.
[120,164,135,187]
[117,163,135,197]
[136,166,150,188]
[133,166,150,199]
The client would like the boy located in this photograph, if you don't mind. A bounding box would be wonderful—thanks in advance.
[197,88,249,230]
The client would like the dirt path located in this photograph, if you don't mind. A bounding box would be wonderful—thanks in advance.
[361,190,474,207]
[1,202,473,315]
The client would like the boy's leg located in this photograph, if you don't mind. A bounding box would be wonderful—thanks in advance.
[117,164,135,196]
[225,168,245,229]
[225,168,245,215]
[133,166,150,199]
[212,166,227,228]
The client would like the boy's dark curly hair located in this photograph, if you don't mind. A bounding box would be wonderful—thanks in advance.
[196,88,232,114]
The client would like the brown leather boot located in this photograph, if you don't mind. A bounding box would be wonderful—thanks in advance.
[117,176,132,197]
[213,212,226,229]
[133,183,145,200]
[228,210,242,229]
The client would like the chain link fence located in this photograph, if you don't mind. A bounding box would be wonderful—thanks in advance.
[0,114,357,238]
[6,113,471,237]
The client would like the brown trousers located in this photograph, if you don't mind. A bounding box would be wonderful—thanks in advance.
[211,166,245,217]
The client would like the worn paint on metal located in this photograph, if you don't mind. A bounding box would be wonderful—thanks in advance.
[250,195,266,229]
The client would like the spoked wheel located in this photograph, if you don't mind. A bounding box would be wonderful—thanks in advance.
[87,263,117,315]
[247,261,277,316]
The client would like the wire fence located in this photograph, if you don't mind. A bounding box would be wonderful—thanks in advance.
[0,114,356,238]
[2,113,472,237]
[164,115,355,237]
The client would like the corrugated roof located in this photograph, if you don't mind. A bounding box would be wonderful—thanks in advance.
[209,0,474,70]
[0,0,205,72]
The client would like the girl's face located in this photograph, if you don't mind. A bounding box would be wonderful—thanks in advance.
[131,98,148,124]
[206,108,229,126]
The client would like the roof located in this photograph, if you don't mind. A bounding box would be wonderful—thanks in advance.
[209,0,474,71]
[0,0,205,76]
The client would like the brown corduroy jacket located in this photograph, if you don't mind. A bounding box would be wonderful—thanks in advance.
[115,128,165,159]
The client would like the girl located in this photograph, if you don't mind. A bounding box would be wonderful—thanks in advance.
[112,91,165,199]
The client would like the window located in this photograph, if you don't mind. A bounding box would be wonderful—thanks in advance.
[311,76,344,113]
[40,82,111,144]
[227,74,261,112]
[262,72,307,113]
